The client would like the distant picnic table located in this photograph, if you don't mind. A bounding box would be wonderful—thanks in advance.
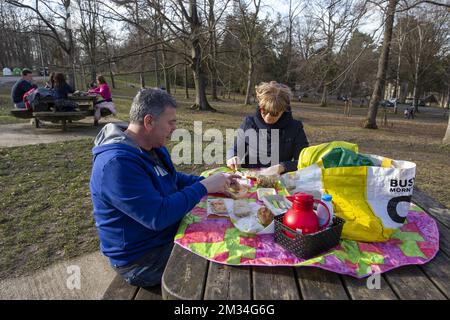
[10,94,111,131]
[102,187,449,300]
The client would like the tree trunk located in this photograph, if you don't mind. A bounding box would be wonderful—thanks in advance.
[364,0,398,129]
[412,54,421,113]
[155,52,161,87]
[184,62,189,99]
[192,65,213,111]
[244,51,253,105]
[393,42,403,112]
[320,85,328,107]
[90,62,96,85]
[443,114,450,144]
[140,73,145,89]
[68,51,76,90]
[162,47,171,93]
[108,58,116,89]
[208,0,219,100]
[190,39,214,111]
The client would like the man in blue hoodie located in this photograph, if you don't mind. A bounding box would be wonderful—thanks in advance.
[90,88,237,287]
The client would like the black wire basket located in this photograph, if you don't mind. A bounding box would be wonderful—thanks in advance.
[274,214,345,260]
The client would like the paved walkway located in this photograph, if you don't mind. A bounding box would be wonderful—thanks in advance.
[0,251,116,299]
[0,118,124,147]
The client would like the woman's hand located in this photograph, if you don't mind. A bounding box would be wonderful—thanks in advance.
[226,156,241,171]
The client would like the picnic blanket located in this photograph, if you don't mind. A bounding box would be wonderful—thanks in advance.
[174,167,439,278]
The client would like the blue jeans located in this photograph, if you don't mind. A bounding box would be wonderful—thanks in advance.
[114,242,174,287]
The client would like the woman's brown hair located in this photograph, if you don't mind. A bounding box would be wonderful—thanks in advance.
[96,75,107,84]
[53,73,67,88]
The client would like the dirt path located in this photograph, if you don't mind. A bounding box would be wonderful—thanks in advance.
[0,118,123,147]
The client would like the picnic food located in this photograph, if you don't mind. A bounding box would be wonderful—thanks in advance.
[210,199,228,214]
[256,175,278,188]
[233,200,252,218]
[257,205,274,227]
[228,182,248,199]
[256,188,276,201]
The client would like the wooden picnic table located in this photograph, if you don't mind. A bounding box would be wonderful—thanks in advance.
[10,94,111,131]
[159,187,449,300]
[101,187,449,301]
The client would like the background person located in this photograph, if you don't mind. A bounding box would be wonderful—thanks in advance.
[44,72,55,89]
[11,68,37,108]
[53,73,76,111]
[88,75,117,125]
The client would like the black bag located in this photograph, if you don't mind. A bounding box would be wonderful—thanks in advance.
[54,99,78,112]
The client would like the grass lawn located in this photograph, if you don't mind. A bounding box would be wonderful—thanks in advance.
[0,86,449,281]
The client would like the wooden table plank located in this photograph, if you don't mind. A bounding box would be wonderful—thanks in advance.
[204,263,251,300]
[435,221,450,257]
[413,188,450,228]
[384,265,446,300]
[252,267,300,300]
[296,267,349,300]
[102,274,139,300]
[161,244,208,300]
[419,251,450,299]
[134,286,162,300]
[341,275,398,300]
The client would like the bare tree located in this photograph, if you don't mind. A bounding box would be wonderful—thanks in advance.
[6,0,77,88]
[403,9,449,113]
[236,0,262,105]
[306,0,367,107]
[284,0,304,85]
[364,0,398,129]
[206,0,219,100]
[76,0,100,84]
[392,13,409,106]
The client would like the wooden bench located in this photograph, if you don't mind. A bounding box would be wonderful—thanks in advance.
[101,274,162,300]
[10,107,112,131]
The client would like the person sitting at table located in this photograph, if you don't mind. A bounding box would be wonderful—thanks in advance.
[89,88,238,288]
[88,75,117,126]
[44,72,55,89]
[53,72,76,112]
[11,68,37,109]
[226,81,309,174]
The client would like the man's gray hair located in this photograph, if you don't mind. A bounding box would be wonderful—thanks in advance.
[129,88,177,124]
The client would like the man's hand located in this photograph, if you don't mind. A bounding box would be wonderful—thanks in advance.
[226,156,240,171]
[200,173,240,194]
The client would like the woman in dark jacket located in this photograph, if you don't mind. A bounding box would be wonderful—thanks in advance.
[53,73,76,111]
[53,73,74,99]
[226,81,309,174]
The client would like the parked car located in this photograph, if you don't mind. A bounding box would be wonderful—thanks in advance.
[39,67,49,76]
[379,99,395,108]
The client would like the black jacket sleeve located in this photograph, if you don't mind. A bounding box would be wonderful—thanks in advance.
[280,123,309,172]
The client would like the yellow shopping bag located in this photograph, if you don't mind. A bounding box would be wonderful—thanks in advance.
[298,141,358,169]
[290,142,416,242]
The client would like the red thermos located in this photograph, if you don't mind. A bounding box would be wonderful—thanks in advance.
[283,192,330,238]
